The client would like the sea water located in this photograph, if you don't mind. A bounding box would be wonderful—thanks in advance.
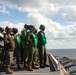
[47,49,76,59]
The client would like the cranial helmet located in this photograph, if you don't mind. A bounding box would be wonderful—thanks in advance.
[12,28,18,33]
[5,26,12,32]
[39,24,45,30]
[0,26,4,32]
[24,24,28,28]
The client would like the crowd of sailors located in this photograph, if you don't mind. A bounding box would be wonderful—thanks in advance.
[0,24,49,74]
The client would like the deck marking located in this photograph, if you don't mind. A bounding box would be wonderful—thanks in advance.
[14,73,51,74]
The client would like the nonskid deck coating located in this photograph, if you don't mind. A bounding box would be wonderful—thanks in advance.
[0,54,61,75]
[0,59,60,75]
[0,66,60,75]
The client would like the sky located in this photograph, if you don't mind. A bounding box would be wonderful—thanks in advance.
[0,0,76,49]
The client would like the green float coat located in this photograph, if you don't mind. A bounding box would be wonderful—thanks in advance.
[14,34,21,49]
[29,31,38,47]
[21,29,29,42]
[38,31,47,46]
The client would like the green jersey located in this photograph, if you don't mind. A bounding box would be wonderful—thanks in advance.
[13,34,21,49]
[21,29,30,43]
[37,31,47,46]
[28,31,38,47]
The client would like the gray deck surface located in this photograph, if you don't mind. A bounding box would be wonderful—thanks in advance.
[0,60,60,75]
[0,66,60,75]
[0,55,61,75]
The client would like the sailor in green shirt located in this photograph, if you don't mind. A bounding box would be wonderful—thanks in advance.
[21,24,30,46]
[21,24,30,68]
[33,29,39,68]
[12,28,21,69]
[28,25,39,71]
[37,24,49,68]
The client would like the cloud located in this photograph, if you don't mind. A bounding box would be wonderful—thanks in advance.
[0,21,24,33]
[61,7,76,23]
[0,0,76,49]
[0,0,57,17]
[0,5,10,15]
[1,0,76,23]
[48,0,76,23]
[48,0,76,6]
[0,20,76,49]
[27,12,76,40]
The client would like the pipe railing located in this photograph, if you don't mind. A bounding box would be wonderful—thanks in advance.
[48,53,70,75]
[48,53,59,71]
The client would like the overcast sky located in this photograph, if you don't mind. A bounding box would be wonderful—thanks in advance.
[0,0,76,49]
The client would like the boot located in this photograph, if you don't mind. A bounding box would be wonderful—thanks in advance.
[11,63,14,66]
[37,60,40,67]
[28,64,33,71]
[44,64,49,67]
[20,62,24,64]
[24,63,28,68]
[17,66,22,70]
[6,67,14,74]
[0,66,2,70]
[32,63,39,69]
[17,64,22,70]
[32,65,39,69]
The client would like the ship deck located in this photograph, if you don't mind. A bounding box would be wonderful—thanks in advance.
[0,66,60,75]
[0,54,61,75]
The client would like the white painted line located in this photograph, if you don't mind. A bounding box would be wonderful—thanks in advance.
[14,73,51,74]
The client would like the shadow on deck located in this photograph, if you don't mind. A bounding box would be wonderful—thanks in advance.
[0,54,61,75]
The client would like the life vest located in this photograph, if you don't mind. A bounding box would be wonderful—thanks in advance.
[29,31,38,47]
[37,31,47,46]
[13,34,21,49]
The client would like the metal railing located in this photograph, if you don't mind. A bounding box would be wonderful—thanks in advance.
[48,53,59,71]
[48,53,70,75]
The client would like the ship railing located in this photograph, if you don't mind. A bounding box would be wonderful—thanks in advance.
[48,53,59,71]
[48,53,70,75]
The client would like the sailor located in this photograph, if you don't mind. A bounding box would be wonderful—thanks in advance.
[32,28,39,69]
[12,28,21,69]
[0,27,4,68]
[37,24,49,68]
[21,24,30,68]
[28,25,39,71]
[4,26,15,74]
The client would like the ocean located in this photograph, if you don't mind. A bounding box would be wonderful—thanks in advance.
[47,49,76,59]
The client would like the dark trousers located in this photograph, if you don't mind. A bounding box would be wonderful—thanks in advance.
[20,44,24,62]
[38,45,47,66]
[5,50,14,68]
[0,47,4,66]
